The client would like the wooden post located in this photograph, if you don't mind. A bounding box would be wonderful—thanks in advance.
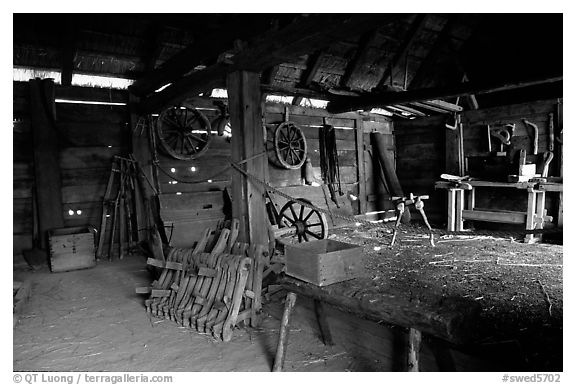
[447,189,456,231]
[525,189,537,243]
[30,79,65,248]
[227,71,268,245]
[272,292,297,372]
[455,189,464,231]
[407,328,422,372]
[355,118,367,214]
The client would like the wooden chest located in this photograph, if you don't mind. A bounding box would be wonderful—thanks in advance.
[285,239,364,286]
[48,227,96,273]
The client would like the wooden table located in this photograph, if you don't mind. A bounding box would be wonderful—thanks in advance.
[435,180,563,243]
[272,276,480,372]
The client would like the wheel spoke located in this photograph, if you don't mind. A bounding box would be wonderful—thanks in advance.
[189,133,208,144]
[290,148,302,162]
[298,204,305,220]
[303,209,315,222]
[307,223,323,227]
[302,232,309,242]
[297,234,302,243]
[305,229,322,239]
[282,215,295,225]
[289,204,298,221]
[186,136,198,153]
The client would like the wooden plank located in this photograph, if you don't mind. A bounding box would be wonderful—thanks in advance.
[61,167,110,187]
[55,103,128,124]
[265,113,357,129]
[14,162,33,181]
[58,122,128,148]
[13,180,33,199]
[30,79,64,246]
[55,84,128,104]
[62,185,107,204]
[327,76,562,114]
[461,209,527,224]
[462,98,559,125]
[59,147,121,170]
[13,234,33,255]
[13,199,33,234]
[355,119,366,214]
[158,191,224,211]
[159,180,230,194]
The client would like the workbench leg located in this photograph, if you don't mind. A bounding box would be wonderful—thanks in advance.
[534,191,546,243]
[314,299,334,346]
[557,192,563,227]
[272,292,297,372]
[525,190,537,243]
[447,189,456,232]
[467,187,476,211]
[455,189,464,231]
[407,328,422,372]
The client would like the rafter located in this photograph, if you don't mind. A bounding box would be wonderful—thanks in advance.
[375,14,428,90]
[326,75,562,114]
[340,30,379,90]
[137,14,399,113]
[293,50,325,105]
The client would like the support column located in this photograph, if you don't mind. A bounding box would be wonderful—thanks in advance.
[30,79,64,248]
[227,71,268,245]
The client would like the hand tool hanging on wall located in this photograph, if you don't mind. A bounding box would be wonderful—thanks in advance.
[319,121,342,207]
[522,119,539,155]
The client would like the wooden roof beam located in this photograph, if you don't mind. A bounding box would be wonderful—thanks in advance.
[129,29,242,96]
[292,50,325,105]
[326,75,562,114]
[137,14,399,113]
[341,30,379,90]
[375,14,428,90]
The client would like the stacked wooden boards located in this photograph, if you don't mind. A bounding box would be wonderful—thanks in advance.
[137,220,267,342]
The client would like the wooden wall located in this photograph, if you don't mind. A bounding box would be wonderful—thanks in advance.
[156,101,393,247]
[394,98,563,226]
[13,81,130,255]
[14,82,393,254]
[394,115,446,223]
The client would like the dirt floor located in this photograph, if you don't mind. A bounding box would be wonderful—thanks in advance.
[13,225,562,372]
[13,256,353,372]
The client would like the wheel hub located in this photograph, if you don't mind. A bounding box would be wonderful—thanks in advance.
[294,221,306,235]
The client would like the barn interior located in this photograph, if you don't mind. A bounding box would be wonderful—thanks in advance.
[12,13,563,372]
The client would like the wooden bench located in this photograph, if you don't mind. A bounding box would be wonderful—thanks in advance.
[271,276,480,372]
[435,180,562,243]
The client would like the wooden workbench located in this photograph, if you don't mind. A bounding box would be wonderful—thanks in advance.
[272,275,481,371]
[435,180,563,243]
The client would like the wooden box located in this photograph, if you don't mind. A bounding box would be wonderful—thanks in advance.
[285,239,364,286]
[48,227,96,273]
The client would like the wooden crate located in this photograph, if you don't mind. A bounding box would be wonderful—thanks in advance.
[285,239,364,286]
[48,227,96,273]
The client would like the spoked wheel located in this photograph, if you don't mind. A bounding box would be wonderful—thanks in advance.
[156,106,212,160]
[273,121,307,169]
[278,198,328,243]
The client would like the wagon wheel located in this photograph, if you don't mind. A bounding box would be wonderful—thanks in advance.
[274,121,307,169]
[156,106,212,160]
[278,198,328,243]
